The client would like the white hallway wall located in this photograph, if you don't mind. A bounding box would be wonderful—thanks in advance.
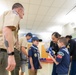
[62,23,74,36]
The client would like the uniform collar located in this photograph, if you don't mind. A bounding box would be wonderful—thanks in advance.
[32,44,38,50]
[12,10,18,15]
[60,46,66,50]
[60,46,69,54]
[32,44,38,48]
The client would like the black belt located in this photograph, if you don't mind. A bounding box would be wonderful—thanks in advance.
[0,48,7,52]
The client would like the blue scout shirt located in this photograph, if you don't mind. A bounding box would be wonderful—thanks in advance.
[28,44,40,69]
[67,39,76,60]
[56,47,70,74]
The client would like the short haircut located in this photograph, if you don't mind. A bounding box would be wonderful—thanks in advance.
[65,35,72,39]
[12,3,24,9]
[58,37,68,46]
[52,32,61,38]
[26,33,32,37]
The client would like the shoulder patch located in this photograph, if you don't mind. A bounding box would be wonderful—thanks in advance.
[57,55,62,59]
[58,51,64,56]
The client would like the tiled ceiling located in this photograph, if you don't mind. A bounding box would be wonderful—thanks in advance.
[1,0,76,34]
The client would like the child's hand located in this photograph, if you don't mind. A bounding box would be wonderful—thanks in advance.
[49,52,52,57]
[39,65,42,69]
[31,66,35,71]
[39,63,42,69]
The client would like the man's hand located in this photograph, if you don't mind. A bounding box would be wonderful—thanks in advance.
[3,27,16,71]
[6,56,16,71]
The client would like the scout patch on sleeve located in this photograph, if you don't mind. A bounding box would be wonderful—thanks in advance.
[57,52,64,58]
[57,55,62,58]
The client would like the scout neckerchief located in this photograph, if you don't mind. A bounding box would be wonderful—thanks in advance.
[32,45,40,60]
[62,47,69,54]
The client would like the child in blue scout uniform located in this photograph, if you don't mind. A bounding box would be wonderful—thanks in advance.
[49,37,70,75]
[28,37,42,75]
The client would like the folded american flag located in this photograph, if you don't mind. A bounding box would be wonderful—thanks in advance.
[46,47,54,56]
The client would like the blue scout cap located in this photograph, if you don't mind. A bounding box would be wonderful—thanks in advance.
[32,37,39,41]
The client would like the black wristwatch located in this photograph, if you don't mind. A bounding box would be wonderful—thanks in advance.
[8,52,15,56]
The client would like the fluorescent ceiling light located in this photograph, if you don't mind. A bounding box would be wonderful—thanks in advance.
[65,6,76,24]
[56,6,76,25]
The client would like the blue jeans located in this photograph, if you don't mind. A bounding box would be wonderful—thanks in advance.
[52,63,57,75]
[70,60,76,75]
[58,74,68,75]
